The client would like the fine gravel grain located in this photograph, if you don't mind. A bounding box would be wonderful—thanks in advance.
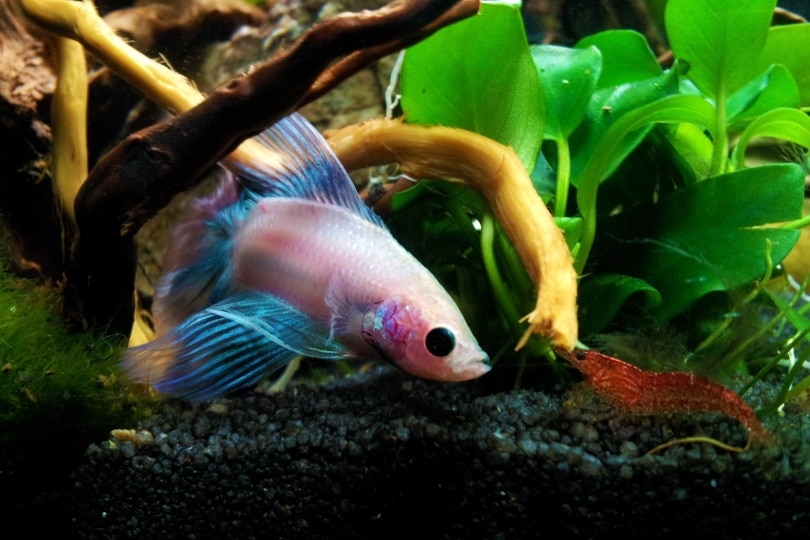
[18,366,810,539]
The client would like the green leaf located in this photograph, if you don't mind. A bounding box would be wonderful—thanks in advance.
[578,274,662,336]
[569,67,682,186]
[732,108,810,169]
[727,65,800,132]
[665,0,777,99]
[573,93,718,272]
[401,2,543,172]
[763,287,810,335]
[761,23,810,107]
[576,93,718,190]
[658,123,715,183]
[530,44,601,139]
[575,30,661,89]
[614,164,804,320]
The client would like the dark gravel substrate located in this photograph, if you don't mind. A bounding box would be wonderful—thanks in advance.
[9,365,810,539]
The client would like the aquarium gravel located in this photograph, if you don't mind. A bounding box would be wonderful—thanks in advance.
[9,365,807,539]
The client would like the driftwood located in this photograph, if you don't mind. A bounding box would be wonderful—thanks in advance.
[33,0,479,334]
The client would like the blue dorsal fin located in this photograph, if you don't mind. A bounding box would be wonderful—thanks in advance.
[227,113,386,228]
[123,291,350,401]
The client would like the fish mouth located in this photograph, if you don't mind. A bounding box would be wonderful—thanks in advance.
[446,351,490,381]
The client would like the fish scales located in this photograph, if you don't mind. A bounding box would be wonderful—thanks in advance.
[232,198,428,324]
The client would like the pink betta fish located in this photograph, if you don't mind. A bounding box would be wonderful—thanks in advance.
[123,113,490,400]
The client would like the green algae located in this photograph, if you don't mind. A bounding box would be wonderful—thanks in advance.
[0,243,154,471]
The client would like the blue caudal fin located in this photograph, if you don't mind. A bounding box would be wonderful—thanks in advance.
[226,113,386,228]
[123,291,350,401]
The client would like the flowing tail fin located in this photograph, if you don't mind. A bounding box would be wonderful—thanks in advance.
[123,291,350,401]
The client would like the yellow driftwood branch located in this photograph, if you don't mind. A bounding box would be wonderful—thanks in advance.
[18,0,273,166]
[50,36,88,220]
[19,0,197,112]
[327,119,578,350]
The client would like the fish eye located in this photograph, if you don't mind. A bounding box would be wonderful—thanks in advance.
[425,327,456,357]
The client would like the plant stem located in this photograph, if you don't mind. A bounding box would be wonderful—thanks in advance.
[758,340,810,417]
[553,134,571,218]
[480,211,523,338]
[710,84,728,175]
[743,326,810,396]
[783,372,810,405]
[573,165,599,274]
[495,226,535,299]
[779,214,810,230]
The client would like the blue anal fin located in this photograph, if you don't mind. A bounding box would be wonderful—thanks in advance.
[123,291,349,401]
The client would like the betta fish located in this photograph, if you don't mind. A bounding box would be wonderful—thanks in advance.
[123,113,490,400]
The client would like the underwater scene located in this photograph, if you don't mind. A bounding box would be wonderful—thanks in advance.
[1,0,809,537]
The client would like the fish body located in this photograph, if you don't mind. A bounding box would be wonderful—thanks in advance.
[124,114,489,400]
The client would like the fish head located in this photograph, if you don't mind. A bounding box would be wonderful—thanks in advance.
[361,295,490,382]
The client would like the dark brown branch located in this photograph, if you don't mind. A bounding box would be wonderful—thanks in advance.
[67,0,479,334]
[302,0,479,104]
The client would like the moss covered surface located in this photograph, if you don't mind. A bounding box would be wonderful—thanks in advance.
[0,248,156,497]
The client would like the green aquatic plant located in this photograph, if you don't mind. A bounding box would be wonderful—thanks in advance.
[0,243,151,463]
[394,0,810,405]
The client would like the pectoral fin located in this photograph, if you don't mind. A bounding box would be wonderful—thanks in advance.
[123,291,349,401]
